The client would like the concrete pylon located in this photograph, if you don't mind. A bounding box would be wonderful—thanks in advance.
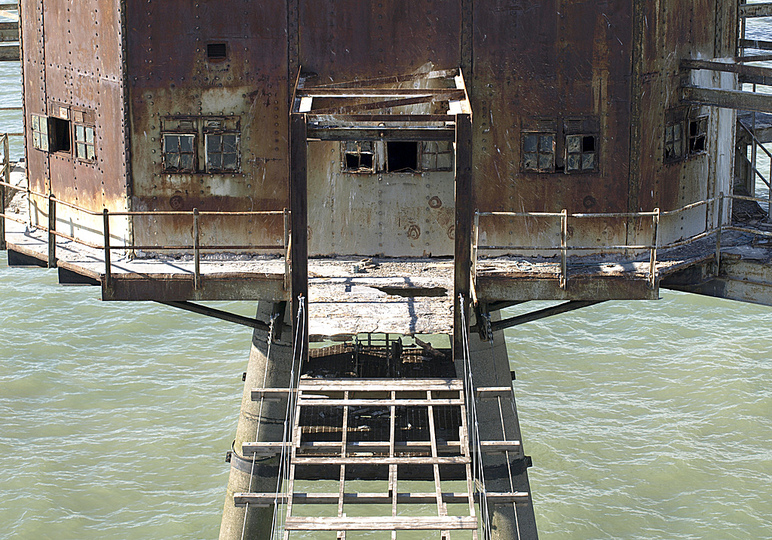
[219,301,293,540]
[466,310,539,540]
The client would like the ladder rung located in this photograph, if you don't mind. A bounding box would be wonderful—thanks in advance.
[284,516,478,531]
[484,491,531,503]
[234,491,485,506]
[291,456,470,466]
[479,440,522,453]
[475,387,512,399]
[298,378,464,392]
[242,440,464,456]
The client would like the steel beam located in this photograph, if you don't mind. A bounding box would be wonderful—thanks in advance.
[290,113,309,358]
[453,114,472,360]
[157,301,270,331]
[682,86,772,114]
[489,301,603,332]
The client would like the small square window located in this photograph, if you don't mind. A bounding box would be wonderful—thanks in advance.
[386,141,419,172]
[74,124,96,161]
[565,134,598,173]
[31,114,49,152]
[207,43,227,60]
[689,116,708,155]
[522,132,555,173]
[206,133,240,172]
[342,141,375,173]
[49,117,71,153]
[420,141,454,171]
[163,134,196,172]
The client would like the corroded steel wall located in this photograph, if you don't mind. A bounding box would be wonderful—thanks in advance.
[125,0,288,251]
[21,0,129,245]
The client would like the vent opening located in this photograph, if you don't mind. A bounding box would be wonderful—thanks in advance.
[207,43,227,60]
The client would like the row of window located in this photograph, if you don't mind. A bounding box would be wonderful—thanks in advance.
[31,113,96,162]
[664,116,708,162]
[522,132,598,173]
[162,132,240,173]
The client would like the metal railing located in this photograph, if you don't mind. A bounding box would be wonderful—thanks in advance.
[0,166,290,289]
[472,193,772,290]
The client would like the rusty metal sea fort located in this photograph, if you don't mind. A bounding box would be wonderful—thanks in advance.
[2,2,772,538]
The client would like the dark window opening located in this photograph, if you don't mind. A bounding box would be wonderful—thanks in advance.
[689,117,708,154]
[50,117,71,153]
[342,141,375,173]
[207,43,227,60]
[582,136,595,153]
[522,132,555,173]
[386,141,418,172]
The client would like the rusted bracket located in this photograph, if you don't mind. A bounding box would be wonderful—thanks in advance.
[157,300,270,331]
[489,301,603,332]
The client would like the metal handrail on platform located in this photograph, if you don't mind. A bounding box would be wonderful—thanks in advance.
[0,158,290,289]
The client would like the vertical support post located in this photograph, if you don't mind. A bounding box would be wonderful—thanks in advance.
[47,194,57,268]
[649,209,660,289]
[454,113,473,361]
[193,208,201,290]
[103,209,112,288]
[472,211,480,292]
[0,134,8,250]
[560,209,568,289]
[290,113,309,360]
[715,192,724,276]
[283,208,291,292]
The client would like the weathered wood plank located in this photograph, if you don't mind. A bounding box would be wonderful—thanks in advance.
[291,456,470,465]
[242,440,463,455]
[476,387,513,399]
[480,440,522,453]
[284,516,478,531]
[740,3,772,18]
[683,86,772,114]
[307,126,455,142]
[234,490,529,507]
[298,378,463,391]
[297,398,463,407]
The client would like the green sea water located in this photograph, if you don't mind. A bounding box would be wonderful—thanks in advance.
[2,11,772,537]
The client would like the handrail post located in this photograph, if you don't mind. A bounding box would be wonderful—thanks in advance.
[103,209,112,288]
[472,210,480,294]
[649,209,660,289]
[715,192,724,276]
[47,194,57,268]
[560,209,568,289]
[0,134,6,250]
[193,208,201,290]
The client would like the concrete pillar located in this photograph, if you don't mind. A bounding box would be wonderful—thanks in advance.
[466,310,539,540]
[219,301,293,540]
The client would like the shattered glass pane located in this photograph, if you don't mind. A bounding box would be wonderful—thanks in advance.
[523,153,537,170]
[165,135,179,153]
[674,124,682,141]
[223,152,238,170]
[566,135,581,153]
[223,135,238,152]
[87,145,95,160]
[208,134,222,151]
[566,154,580,171]
[436,153,453,170]
[665,126,673,143]
[167,153,180,169]
[664,142,674,159]
[180,153,194,170]
[538,153,553,171]
[582,153,595,170]
[208,153,222,170]
[179,135,194,152]
[32,132,40,149]
[539,135,554,153]
[421,153,434,170]
[523,135,538,153]
[32,115,39,131]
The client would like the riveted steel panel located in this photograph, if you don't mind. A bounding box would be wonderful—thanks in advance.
[126,0,288,252]
[298,0,461,81]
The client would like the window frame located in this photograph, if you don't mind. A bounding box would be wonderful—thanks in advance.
[419,141,454,172]
[663,120,685,163]
[521,131,556,173]
[73,123,97,163]
[162,133,197,173]
[204,132,240,173]
[688,115,709,156]
[564,133,599,174]
[342,141,376,173]
[31,114,49,152]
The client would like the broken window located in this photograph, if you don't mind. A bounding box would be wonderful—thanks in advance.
[565,134,597,172]
[664,121,684,162]
[205,133,239,172]
[689,116,708,154]
[386,141,419,172]
[522,132,555,172]
[74,124,96,161]
[420,141,454,171]
[163,134,196,172]
[342,141,375,173]
[31,114,49,152]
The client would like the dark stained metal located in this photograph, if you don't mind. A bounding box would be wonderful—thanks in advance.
[157,301,270,331]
